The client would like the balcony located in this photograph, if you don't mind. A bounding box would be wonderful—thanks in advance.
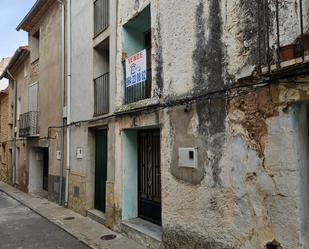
[256,0,308,73]
[94,0,109,37]
[19,111,39,137]
[94,73,109,116]
[124,67,152,105]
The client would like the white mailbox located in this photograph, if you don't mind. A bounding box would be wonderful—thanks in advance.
[178,147,198,169]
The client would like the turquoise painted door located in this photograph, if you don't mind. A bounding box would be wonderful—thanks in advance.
[95,129,108,212]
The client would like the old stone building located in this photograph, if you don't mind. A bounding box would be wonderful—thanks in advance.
[15,0,65,201]
[0,0,308,249]
[0,46,30,190]
[67,0,117,227]
[0,57,10,90]
[0,0,65,201]
[0,89,9,183]
[65,0,309,248]
[111,1,309,248]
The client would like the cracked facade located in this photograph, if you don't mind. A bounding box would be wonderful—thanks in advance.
[0,0,308,249]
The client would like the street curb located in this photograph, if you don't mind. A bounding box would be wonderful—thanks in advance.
[0,187,95,249]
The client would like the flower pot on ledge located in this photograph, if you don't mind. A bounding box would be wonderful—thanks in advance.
[279,44,296,62]
[303,33,309,53]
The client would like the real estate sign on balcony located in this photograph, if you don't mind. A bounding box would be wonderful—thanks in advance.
[125,49,147,87]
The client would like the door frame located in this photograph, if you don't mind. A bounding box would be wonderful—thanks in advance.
[137,129,161,225]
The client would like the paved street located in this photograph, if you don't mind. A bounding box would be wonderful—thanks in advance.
[0,191,90,249]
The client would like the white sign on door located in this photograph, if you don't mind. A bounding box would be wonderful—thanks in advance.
[125,49,147,87]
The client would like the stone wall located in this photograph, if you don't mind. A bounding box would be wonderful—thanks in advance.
[0,93,9,183]
[0,94,9,143]
[68,173,87,216]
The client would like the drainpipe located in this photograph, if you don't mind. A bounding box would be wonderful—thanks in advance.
[57,0,65,205]
[7,70,17,186]
[64,0,71,207]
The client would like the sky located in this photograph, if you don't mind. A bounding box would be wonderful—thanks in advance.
[0,0,37,58]
[0,0,37,89]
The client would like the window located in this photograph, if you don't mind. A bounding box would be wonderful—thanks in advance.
[31,30,40,62]
[94,0,109,36]
[29,83,38,112]
[123,5,151,104]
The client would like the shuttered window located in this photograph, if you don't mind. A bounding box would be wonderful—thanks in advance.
[29,83,38,112]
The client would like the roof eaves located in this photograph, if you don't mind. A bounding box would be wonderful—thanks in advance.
[16,0,55,32]
[0,46,30,80]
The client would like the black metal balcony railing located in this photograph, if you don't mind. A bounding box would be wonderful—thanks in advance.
[257,0,306,71]
[94,0,109,36]
[19,111,39,137]
[124,67,152,104]
[94,73,109,115]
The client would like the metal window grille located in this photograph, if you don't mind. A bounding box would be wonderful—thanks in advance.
[94,73,110,115]
[124,32,152,104]
[257,0,305,71]
[94,0,109,36]
[19,111,39,137]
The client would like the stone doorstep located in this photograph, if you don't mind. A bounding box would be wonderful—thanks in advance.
[120,218,162,249]
[0,181,146,249]
[87,209,106,226]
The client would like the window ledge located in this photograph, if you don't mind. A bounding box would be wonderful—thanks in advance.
[115,97,159,114]
[93,27,110,48]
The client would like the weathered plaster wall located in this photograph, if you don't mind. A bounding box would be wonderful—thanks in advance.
[28,3,64,198]
[115,1,309,249]
[160,84,309,249]
[69,0,118,219]
[36,2,62,138]
[71,0,94,122]
[16,56,30,133]
[224,0,309,79]
[15,141,28,192]
[6,56,31,192]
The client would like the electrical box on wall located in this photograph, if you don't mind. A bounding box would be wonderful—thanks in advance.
[76,147,83,159]
[178,148,198,169]
[56,150,62,160]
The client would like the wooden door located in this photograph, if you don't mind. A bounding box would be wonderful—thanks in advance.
[95,129,108,212]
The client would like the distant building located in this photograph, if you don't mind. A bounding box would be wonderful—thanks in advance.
[0,88,9,183]
[0,58,10,90]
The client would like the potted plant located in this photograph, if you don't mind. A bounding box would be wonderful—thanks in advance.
[279,44,296,61]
